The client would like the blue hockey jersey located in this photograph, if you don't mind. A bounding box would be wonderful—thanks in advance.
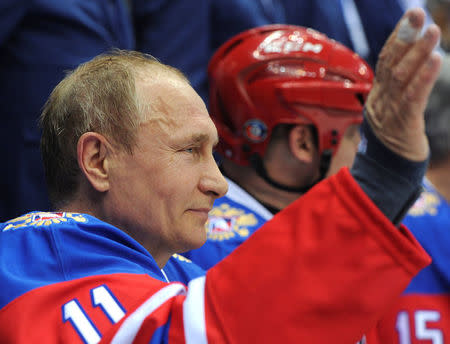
[0,211,203,311]
[367,179,450,343]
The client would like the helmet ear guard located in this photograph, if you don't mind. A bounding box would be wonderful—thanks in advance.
[209,24,374,170]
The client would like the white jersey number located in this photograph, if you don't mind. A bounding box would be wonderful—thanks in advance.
[396,310,443,344]
[62,285,126,344]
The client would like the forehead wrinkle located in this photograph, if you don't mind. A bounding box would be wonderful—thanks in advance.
[137,73,213,143]
[138,107,218,149]
[136,72,183,127]
[144,100,214,141]
[145,95,176,133]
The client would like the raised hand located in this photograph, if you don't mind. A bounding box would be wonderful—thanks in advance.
[365,8,442,161]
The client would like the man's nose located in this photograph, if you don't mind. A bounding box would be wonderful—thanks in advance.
[200,156,228,198]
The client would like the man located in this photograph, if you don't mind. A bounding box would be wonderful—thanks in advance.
[0,9,442,343]
[367,53,450,343]
[0,0,211,221]
[184,23,374,269]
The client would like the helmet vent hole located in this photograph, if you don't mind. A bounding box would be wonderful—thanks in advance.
[355,93,365,106]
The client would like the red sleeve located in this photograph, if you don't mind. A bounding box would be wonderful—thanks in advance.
[204,168,430,343]
[0,169,430,344]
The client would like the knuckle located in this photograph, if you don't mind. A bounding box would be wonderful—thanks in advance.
[391,66,407,84]
[404,87,416,102]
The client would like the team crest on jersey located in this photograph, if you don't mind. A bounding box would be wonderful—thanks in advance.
[2,212,87,231]
[206,203,258,240]
[172,253,193,263]
[31,212,64,222]
[408,189,440,217]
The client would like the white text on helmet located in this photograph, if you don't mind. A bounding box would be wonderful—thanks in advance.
[257,31,323,56]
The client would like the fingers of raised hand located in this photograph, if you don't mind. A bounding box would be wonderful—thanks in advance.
[403,51,442,113]
[392,24,441,88]
[364,8,442,161]
[376,8,425,78]
[373,8,441,108]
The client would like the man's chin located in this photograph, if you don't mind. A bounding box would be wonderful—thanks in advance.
[178,231,207,253]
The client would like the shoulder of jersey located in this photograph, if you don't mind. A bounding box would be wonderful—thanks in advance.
[1,212,94,232]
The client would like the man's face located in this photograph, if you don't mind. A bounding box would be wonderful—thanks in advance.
[106,74,228,263]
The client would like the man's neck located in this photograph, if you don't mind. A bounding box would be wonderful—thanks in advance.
[61,194,172,269]
[221,160,304,211]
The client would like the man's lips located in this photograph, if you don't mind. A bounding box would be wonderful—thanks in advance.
[187,208,211,220]
[188,208,211,214]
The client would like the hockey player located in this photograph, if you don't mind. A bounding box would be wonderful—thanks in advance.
[367,53,450,343]
[0,8,442,343]
[185,23,375,269]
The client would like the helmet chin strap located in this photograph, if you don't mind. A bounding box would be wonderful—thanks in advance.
[249,150,332,194]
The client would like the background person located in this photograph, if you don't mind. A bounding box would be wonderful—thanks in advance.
[184,24,374,269]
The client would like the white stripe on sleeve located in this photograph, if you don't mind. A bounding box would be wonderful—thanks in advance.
[183,276,207,344]
[111,283,186,344]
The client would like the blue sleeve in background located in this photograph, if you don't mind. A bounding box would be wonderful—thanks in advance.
[0,0,30,46]
[0,0,134,221]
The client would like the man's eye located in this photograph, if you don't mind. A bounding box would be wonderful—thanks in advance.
[184,147,200,154]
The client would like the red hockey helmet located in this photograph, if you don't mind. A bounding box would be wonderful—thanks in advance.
[208,25,374,166]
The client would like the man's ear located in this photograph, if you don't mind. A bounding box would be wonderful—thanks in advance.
[77,132,111,192]
[288,125,316,163]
